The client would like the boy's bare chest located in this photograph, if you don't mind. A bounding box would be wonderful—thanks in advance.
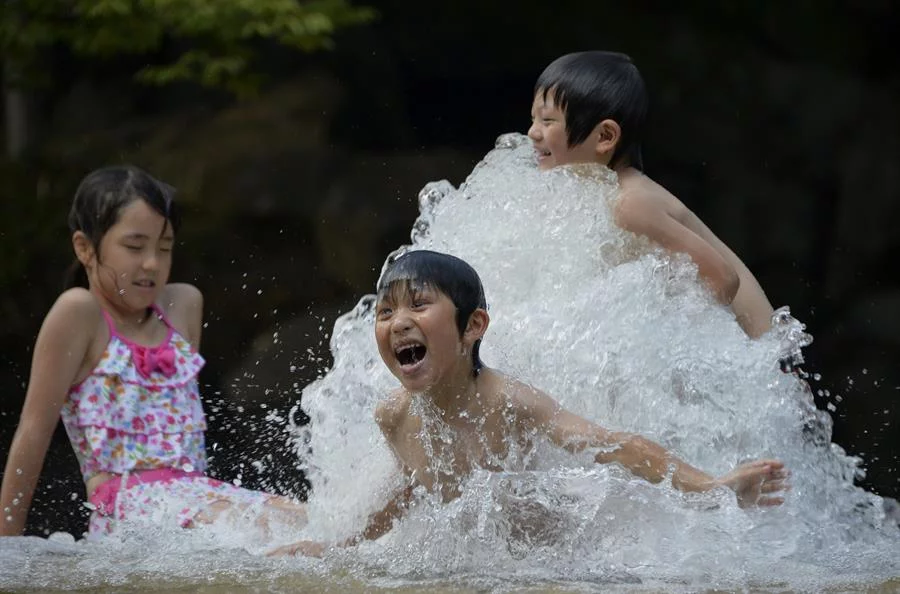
[393,412,510,496]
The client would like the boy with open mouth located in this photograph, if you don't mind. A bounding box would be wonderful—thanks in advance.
[271,250,788,556]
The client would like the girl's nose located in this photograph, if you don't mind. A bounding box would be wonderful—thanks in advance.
[142,253,159,271]
[527,121,541,141]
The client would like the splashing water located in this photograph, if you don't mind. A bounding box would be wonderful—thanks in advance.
[2,133,898,593]
[292,133,900,590]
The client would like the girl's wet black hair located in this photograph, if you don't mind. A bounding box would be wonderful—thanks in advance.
[535,51,648,170]
[65,165,180,289]
[377,250,488,376]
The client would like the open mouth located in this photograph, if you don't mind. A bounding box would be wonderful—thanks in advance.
[133,280,156,288]
[395,343,427,368]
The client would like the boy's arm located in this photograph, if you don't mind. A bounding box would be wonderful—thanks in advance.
[677,210,774,337]
[268,396,416,557]
[267,482,415,557]
[615,191,740,305]
[510,380,787,506]
[0,290,98,535]
[352,396,417,541]
[357,483,415,541]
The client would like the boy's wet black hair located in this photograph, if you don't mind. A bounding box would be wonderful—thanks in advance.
[377,250,487,376]
[535,51,648,170]
[65,165,180,289]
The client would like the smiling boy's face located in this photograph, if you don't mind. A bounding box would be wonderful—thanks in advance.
[528,91,601,170]
[375,282,471,393]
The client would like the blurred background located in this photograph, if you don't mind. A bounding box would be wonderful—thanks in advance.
[1,1,898,536]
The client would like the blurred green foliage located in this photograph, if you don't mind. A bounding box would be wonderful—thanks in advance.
[0,0,375,94]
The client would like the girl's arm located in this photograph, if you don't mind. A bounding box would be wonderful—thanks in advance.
[510,379,787,506]
[0,290,99,536]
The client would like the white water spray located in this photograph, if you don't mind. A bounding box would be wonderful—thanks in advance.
[1,133,897,592]
[293,133,900,589]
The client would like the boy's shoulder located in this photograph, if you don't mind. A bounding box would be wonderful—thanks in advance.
[375,389,412,434]
[615,169,687,229]
[479,369,535,411]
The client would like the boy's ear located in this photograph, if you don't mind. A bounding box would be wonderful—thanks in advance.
[72,231,96,267]
[464,308,490,344]
[593,119,622,165]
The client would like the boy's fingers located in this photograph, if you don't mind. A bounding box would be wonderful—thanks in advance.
[751,459,784,470]
[761,480,788,494]
[757,496,785,507]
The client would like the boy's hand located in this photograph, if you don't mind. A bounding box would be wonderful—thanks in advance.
[267,540,328,557]
[716,459,790,508]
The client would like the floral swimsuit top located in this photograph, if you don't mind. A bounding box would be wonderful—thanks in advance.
[60,305,208,483]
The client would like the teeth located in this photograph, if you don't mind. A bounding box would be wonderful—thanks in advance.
[395,343,426,366]
[395,342,421,354]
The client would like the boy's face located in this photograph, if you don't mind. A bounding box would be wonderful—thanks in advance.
[375,282,473,392]
[528,91,600,170]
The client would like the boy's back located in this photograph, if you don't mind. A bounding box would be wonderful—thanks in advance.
[615,169,774,337]
[529,51,775,337]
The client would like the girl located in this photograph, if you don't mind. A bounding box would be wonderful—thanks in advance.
[0,166,306,539]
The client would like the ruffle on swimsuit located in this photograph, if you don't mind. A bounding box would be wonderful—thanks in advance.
[61,306,208,482]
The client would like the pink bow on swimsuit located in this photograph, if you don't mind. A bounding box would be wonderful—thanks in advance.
[132,344,177,378]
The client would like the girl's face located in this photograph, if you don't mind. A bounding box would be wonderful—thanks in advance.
[82,199,174,313]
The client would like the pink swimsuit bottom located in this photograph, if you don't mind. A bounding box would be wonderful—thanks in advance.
[87,468,274,538]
